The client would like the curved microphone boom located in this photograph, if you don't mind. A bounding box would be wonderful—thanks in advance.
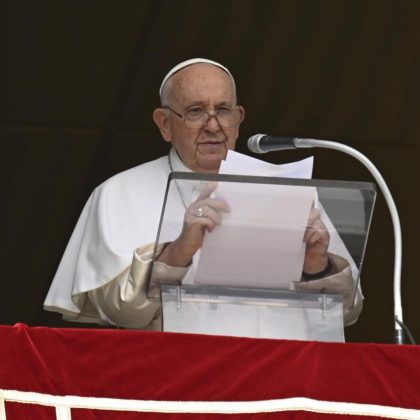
[248,134,404,344]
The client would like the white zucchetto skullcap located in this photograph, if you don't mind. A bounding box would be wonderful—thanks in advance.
[159,58,235,98]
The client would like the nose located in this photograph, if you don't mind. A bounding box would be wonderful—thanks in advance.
[203,112,221,132]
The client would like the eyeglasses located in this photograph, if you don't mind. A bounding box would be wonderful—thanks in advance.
[164,105,244,129]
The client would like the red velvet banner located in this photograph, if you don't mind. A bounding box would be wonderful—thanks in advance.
[1,324,419,419]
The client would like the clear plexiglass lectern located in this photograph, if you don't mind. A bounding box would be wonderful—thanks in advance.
[146,172,376,342]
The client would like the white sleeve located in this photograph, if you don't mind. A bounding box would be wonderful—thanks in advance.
[294,253,363,326]
[87,243,189,329]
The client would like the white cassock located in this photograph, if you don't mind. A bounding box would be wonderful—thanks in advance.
[44,148,362,333]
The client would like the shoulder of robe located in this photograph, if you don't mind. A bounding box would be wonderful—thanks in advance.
[94,155,169,194]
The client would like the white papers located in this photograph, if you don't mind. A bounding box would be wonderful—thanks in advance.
[219,150,314,179]
[193,151,315,290]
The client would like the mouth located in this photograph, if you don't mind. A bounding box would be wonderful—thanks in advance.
[197,141,225,151]
[198,139,225,146]
[199,138,223,143]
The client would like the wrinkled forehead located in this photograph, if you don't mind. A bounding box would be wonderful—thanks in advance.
[159,58,236,100]
[173,64,235,104]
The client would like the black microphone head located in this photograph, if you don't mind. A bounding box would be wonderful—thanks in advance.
[247,134,267,154]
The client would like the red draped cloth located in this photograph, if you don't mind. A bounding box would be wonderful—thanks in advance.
[0,323,419,419]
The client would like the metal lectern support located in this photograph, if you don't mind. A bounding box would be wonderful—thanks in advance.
[161,285,345,342]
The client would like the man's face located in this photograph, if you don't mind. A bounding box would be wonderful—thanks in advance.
[154,64,244,173]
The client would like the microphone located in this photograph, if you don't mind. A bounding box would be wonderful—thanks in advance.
[247,134,297,153]
[248,133,405,344]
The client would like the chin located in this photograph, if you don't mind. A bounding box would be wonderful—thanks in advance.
[196,158,222,173]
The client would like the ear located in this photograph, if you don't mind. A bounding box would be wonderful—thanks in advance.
[238,106,245,125]
[234,105,245,137]
[153,108,172,142]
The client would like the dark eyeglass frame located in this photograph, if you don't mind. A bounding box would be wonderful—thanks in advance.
[164,105,244,129]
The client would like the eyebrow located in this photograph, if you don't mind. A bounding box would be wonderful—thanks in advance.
[184,100,233,109]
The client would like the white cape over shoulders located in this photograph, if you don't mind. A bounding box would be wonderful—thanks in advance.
[44,155,171,315]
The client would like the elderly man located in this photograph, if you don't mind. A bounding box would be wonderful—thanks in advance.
[44,58,362,330]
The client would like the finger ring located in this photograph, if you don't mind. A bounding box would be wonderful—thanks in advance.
[194,207,203,217]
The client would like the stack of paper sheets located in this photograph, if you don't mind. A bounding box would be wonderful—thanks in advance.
[194,151,315,290]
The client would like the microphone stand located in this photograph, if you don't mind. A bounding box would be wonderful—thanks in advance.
[293,138,404,344]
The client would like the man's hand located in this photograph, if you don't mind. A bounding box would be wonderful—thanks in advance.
[302,208,330,275]
[157,184,230,267]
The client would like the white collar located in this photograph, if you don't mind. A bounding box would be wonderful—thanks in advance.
[169,148,193,173]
